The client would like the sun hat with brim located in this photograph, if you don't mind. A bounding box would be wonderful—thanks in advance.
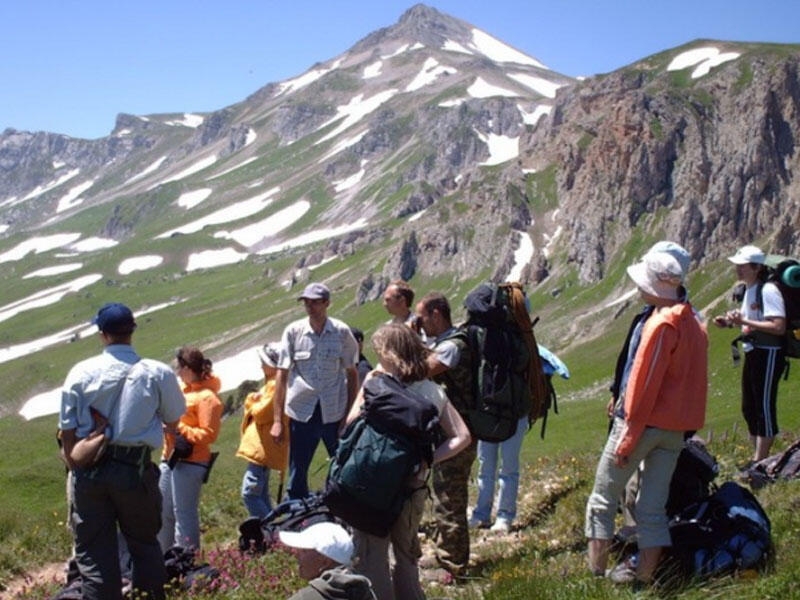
[647,241,690,280]
[728,245,766,265]
[256,342,281,368]
[627,251,684,300]
[278,522,353,566]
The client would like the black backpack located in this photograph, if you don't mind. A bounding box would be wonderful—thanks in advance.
[322,373,439,536]
[666,438,719,517]
[667,481,772,580]
[238,492,343,554]
[768,258,800,359]
[462,282,551,441]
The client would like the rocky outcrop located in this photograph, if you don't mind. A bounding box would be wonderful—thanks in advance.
[523,47,800,283]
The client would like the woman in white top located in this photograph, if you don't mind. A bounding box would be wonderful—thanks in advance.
[713,245,786,463]
[345,323,471,600]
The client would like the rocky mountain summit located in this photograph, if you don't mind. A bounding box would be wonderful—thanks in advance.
[0,4,799,414]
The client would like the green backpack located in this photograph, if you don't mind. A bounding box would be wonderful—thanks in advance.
[323,374,439,537]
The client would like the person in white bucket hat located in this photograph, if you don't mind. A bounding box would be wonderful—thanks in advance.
[713,245,786,465]
[586,246,708,590]
[279,522,376,600]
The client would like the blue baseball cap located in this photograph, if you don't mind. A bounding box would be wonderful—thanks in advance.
[91,302,136,334]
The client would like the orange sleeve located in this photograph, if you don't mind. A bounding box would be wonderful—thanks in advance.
[179,392,223,446]
[615,322,677,458]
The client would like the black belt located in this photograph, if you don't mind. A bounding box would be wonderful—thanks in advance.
[108,444,151,463]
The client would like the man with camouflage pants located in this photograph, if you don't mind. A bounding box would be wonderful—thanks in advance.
[416,292,477,578]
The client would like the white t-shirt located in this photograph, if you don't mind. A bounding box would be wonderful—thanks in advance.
[741,281,785,350]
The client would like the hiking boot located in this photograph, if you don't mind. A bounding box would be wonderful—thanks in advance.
[490,518,511,532]
[468,516,489,529]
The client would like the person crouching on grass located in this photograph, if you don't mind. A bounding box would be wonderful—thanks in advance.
[279,522,376,600]
[585,249,708,590]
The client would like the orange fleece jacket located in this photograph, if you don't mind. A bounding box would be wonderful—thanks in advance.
[162,374,223,463]
[616,302,708,458]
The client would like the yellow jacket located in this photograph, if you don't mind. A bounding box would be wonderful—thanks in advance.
[236,379,289,471]
[162,374,223,464]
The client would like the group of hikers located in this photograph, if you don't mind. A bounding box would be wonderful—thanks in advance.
[54,239,795,599]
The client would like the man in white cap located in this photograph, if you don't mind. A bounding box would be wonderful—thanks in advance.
[586,248,708,590]
[713,245,786,463]
[271,282,359,500]
[279,522,376,600]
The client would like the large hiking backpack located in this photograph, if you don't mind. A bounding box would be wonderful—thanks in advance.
[667,481,772,580]
[322,373,439,537]
[462,281,551,441]
[729,256,800,366]
[767,257,800,359]
[743,438,800,489]
[238,492,343,554]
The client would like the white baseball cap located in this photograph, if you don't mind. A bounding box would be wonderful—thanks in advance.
[627,251,684,300]
[728,245,766,265]
[278,522,353,566]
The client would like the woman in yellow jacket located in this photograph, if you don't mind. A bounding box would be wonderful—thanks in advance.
[237,343,289,517]
[158,346,223,552]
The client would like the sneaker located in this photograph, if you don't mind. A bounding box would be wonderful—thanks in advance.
[468,516,489,529]
[608,556,638,584]
[490,518,511,532]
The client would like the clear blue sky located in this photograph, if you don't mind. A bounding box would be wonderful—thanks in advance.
[2,0,797,139]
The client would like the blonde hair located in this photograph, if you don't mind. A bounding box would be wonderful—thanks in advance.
[371,323,430,383]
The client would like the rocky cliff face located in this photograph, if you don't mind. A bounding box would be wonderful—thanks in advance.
[523,44,800,283]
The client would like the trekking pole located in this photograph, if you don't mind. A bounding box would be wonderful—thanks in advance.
[276,469,285,504]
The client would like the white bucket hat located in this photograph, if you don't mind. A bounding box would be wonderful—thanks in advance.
[627,251,685,300]
[278,522,353,566]
[647,241,690,276]
[256,342,281,368]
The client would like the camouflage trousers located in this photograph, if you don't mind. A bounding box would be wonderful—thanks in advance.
[430,441,477,575]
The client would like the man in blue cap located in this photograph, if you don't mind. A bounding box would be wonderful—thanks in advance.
[270,283,359,500]
[59,302,186,600]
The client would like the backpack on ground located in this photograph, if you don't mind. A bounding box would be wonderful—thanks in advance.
[667,481,772,580]
[462,281,551,441]
[666,437,720,517]
[322,373,440,537]
[238,492,342,554]
[743,438,800,489]
[163,545,220,590]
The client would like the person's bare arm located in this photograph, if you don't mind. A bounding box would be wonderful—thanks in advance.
[426,354,448,377]
[433,401,471,464]
[270,368,289,443]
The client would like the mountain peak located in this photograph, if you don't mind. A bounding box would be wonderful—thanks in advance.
[352,3,547,69]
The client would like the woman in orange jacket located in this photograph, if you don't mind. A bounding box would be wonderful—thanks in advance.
[236,343,289,517]
[585,247,708,589]
[158,346,223,552]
